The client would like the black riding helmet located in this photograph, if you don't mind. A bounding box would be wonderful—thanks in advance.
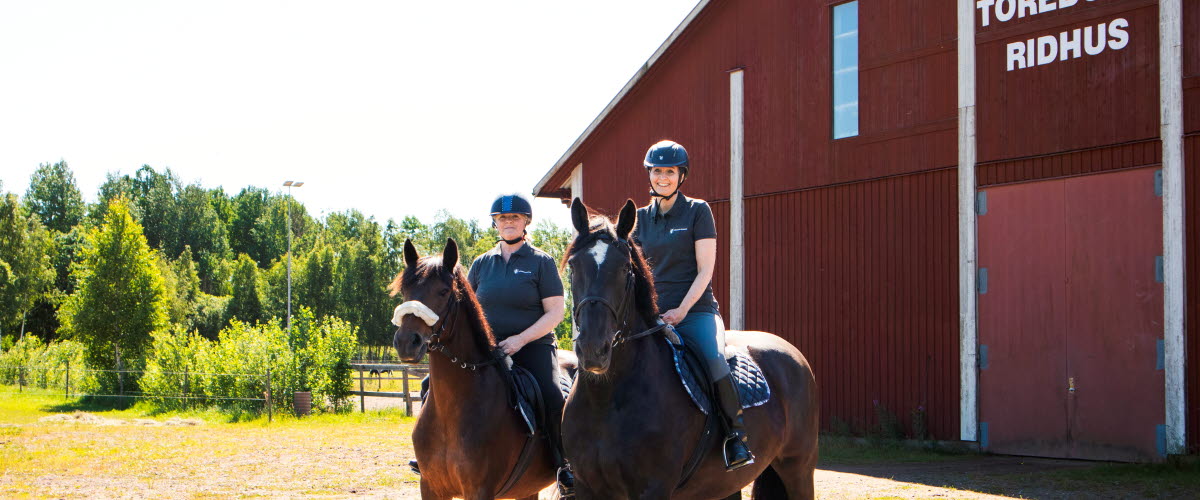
[644,140,689,200]
[490,193,533,244]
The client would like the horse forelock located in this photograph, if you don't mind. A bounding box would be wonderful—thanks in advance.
[388,255,496,347]
[564,213,659,323]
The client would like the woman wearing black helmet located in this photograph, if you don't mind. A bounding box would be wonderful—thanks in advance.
[468,193,575,495]
[634,140,755,471]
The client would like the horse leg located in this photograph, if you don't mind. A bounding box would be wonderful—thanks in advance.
[753,455,816,500]
[419,479,450,500]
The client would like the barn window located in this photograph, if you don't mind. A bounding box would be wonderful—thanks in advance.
[832,1,859,139]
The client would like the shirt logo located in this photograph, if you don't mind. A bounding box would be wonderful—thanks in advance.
[670,227,689,234]
[514,269,532,275]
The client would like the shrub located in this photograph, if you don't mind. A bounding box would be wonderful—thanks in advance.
[0,336,97,393]
[140,308,356,413]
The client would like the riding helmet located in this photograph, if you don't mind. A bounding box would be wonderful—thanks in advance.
[643,140,690,176]
[490,193,533,219]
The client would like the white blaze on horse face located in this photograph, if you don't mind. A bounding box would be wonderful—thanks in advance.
[392,300,439,327]
[588,241,609,267]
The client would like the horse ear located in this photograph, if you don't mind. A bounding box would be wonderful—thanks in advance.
[443,238,460,271]
[616,199,637,240]
[570,197,589,234]
[403,238,419,269]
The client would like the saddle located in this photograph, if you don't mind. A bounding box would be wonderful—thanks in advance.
[662,331,771,490]
[667,336,772,415]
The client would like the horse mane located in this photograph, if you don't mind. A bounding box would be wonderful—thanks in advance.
[388,257,497,347]
[565,213,660,325]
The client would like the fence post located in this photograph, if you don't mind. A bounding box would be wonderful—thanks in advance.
[265,367,272,423]
[64,360,70,399]
[402,366,412,416]
[359,368,365,413]
[184,367,190,409]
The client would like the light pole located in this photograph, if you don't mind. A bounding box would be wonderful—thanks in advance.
[283,181,304,335]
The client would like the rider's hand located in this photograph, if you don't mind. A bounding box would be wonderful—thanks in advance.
[497,336,528,356]
[661,308,686,326]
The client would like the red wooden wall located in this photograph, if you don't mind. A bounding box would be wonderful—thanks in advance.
[538,0,1200,447]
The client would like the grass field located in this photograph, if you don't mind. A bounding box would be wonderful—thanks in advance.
[0,387,422,498]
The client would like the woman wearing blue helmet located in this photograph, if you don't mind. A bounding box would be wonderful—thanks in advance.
[634,140,754,471]
[469,193,575,495]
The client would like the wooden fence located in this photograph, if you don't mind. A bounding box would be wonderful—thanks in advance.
[348,362,428,416]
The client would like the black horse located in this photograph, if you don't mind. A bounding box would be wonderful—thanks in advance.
[562,198,819,500]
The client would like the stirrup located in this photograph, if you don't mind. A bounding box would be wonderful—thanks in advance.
[722,434,755,471]
[557,466,576,499]
[408,459,421,475]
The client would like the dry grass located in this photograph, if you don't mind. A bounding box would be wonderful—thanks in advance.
[0,387,422,499]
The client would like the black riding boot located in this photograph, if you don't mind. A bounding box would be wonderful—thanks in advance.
[714,374,755,471]
[549,433,576,498]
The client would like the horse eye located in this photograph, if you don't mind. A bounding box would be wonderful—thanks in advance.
[439,288,450,297]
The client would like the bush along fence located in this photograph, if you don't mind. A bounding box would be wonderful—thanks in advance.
[0,309,358,419]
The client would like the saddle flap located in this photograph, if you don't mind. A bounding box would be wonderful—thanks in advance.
[509,365,541,436]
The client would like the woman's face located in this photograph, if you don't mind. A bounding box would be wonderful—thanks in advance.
[649,166,681,196]
[494,213,530,241]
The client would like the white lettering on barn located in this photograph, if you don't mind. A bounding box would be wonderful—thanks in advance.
[976,0,1131,72]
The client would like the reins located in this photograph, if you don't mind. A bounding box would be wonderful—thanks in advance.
[425,285,506,371]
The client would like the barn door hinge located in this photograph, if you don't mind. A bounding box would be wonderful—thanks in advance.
[979,344,989,370]
[1156,339,1165,370]
[1154,169,1163,197]
[979,422,990,449]
[976,191,988,215]
[977,268,988,294]
[1155,256,1164,283]
[1156,424,1167,457]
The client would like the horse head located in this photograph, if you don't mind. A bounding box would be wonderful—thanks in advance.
[566,198,658,374]
[389,238,463,363]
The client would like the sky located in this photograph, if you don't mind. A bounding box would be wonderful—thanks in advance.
[0,0,701,229]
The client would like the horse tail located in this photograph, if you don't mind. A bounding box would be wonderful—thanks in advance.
[750,464,789,500]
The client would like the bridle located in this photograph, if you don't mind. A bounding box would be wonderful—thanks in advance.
[419,278,505,372]
[572,236,671,348]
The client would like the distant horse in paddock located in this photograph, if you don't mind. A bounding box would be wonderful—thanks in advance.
[562,198,820,500]
[390,238,568,500]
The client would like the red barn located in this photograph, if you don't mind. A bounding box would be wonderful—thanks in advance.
[534,0,1197,461]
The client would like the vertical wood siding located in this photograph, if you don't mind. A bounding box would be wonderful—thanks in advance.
[743,169,960,439]
[1186,134,1200,452]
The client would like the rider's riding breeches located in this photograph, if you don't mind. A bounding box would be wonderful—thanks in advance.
[674,312,730,380]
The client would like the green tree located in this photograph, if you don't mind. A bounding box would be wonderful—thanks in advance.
[59,200,168,389]
[333,239,390,346]
[23,160,85,233]
[0,193,55,339]
[297,242,336,319]
[225,253,264,325]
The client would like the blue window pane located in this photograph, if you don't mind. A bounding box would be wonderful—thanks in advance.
[832,1,858,139]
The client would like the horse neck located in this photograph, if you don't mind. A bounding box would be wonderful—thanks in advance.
[428,307,498,393]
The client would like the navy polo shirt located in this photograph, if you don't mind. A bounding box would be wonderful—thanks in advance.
[467,242,564,345]
[633,194,720,315]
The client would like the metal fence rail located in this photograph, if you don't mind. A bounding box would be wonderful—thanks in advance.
[2,362,274,421]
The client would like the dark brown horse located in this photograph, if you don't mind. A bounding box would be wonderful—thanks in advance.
[562,199,819,500]
[390,238,561,500]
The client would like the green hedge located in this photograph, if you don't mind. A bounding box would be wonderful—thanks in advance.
[140,308,357,413]
[0,336,98,393]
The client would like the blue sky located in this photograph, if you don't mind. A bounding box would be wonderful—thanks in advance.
[0,1,700,228]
